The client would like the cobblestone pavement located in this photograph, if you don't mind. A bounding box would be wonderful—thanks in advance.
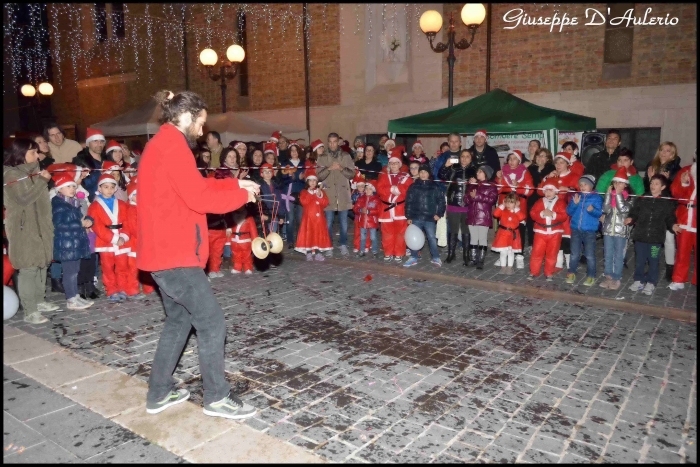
[5,254,697,464]
[3,365,186,463]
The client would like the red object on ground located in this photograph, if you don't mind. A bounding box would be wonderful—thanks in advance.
[3,254,14,286]
[364,275,372,282]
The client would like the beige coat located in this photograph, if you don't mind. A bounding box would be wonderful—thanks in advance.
[316,149,355,212]
[3,162,54,269]
[48,138,83,164]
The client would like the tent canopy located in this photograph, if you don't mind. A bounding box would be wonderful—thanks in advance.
[204,112,309,147]
[90,99,161,137]
[387,88,596,135]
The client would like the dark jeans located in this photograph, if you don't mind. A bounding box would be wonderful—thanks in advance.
[410,220,439,260]
[148,267,230,406]
[569,229,596,278]
[634,242,662,285]
[78,253,97,292]
[325,210,348,247]
[50,261,62,280]
[62,260,81,300]
[286,204,303,244]
[360,228,378,254]
[447,211,468,237]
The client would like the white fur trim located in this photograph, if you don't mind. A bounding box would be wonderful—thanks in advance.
[86,134,105,144]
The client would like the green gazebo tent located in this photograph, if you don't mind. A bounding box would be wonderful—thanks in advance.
[387,88,596,150]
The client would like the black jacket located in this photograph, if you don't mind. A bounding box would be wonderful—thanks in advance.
[643,157,682,191]
[355,159,383,181]
[439,163,477,207]
[39,155,55,171]
[627,191,676,244]
[405,179,446,222]
[72,148,109,202]
[585,147,620,182]
[467,144,501,179]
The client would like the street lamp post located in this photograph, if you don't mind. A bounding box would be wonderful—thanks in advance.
[420,5,486,107]
[199,45,245,113]
[20,81,54,129]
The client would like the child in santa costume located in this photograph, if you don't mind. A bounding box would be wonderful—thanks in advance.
[295,169,332,260]
[105,139,133,183]
[492,192,527,275]
[102,160,128,202]
[408,140,429,165]
[50,171,94,310]
[381,147,409,174]
[377,152,413,262]
[540,152,579,271]
[561,141,585,178]
[87,173,131,301]
[528,182,568,280]
[353,180,381,257]
[495,150,533,269]
[351,175,370,254]
[229,206,258,275]
[669,160,697,290]
[123,177,156,297]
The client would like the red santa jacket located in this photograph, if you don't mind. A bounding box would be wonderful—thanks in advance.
[123,202,138,257]
[229,215,259,245]
[497,169,534,213]
[87,197,131,255]
[671,164,696,233]
[570,160,584,178]
[377,172,413,222]
[353,194,381,229]
[541,170,579,203]
[493,205,527,229]
[137,123,249,271]
[530,196,568,235]
[299,187,330,214]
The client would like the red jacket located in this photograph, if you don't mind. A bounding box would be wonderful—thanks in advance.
[377,172,413,222]
[353,194,381,229]
[671,165,696,233]
[497,169,534,213]
[87,197,131,255]
[137,124,249,271]
[530,196,568,235]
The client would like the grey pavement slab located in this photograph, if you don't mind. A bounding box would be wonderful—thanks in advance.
[3,365,184,464]
[4,254,696,463]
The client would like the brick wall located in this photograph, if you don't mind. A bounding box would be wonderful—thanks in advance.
[442,3,697,98]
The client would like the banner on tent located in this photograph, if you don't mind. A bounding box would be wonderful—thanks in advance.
[558,131,584,152]
[465,131,546,162]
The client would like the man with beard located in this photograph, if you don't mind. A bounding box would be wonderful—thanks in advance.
[72,128,107,202]
[137,90,260,420]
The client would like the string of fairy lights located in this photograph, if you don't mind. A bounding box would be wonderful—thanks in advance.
[4,3,565,96]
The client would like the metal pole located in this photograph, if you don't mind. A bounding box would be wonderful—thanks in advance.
[485,3,492,93]
[448,53,455,108]
[302,3,311,134]
[220,65,227,113]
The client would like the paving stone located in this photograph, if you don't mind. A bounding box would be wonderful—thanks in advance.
[520,448,561,463]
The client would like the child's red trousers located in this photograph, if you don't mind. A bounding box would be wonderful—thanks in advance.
[380,220,408,257]
[530,232,562,277]
[99,252,129,296]
[672,230,697,285]
[126,256,156,295]
[232,243,253,272]
[207,230,227,273]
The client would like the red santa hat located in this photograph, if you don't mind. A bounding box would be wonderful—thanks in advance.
[127,180,137,201]
[474,129,487,139]
[412,140,424,151]
[554,152,573,165]
[311,139,324,152]
[507,150,523,164]
[541,181,559,192]
[233,141,247,150]
[388,147,403,164]
[289,140,300,149]
[105,140,122,153]
[305,167,318,180]
[611,167,630,184]
[263,142,278,155]
[52,171,77,190]
[102,160,120,172]
[85,128,105,144]
[260,163,274,171]
[365,180,377,192]
[350,170,365,189]
[97,173,117,190]
[384,138,397,150]
[269,131,282,143]
[355,145,365,153]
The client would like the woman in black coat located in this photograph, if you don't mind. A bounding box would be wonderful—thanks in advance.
[438,149,477,263]
[354,143,383,181]
[526,148,556,247]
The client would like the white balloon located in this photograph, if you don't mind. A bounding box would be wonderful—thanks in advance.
[404,224,426,251]
[4,286,19,320]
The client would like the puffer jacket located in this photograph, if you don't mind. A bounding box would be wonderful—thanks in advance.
[405,179,446,222]
[439,163,477,207]
[628,191,676,244]
[566,192,603,232]
[3,162,54,269]
[353,194,381,229]
[51,195,91,262]
[72,147,108,202]
[602,189,635,238]
[465,181,498,227]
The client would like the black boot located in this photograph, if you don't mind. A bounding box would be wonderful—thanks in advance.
[476,246,486,270]
[467,246,478,266]
[462,233,471,266]
[51,278,65,294]
[445,234,458,263]
[79,283,87,300]
[665,264,674,282]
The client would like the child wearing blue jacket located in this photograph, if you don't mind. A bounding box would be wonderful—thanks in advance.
[565,174,603,286]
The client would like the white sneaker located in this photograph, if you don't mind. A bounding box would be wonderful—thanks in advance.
[76,296,94,307]
[668,282,685,291]
[629,281,645,292]
[216,271,225,278]
[208,271,219,279]
[494,259,501,267]
[66,296,91,310]
[244,270,253,275]
[230,268,241,274]
[515,255,525,269]
[37,302,60,312]
[641,283,655,296]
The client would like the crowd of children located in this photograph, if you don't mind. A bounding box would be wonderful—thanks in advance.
[3,129,697,323]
